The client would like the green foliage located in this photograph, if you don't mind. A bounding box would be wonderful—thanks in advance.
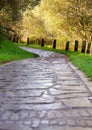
[30,0,92,43]
[21,8,50,41]
[0,0,41,19]
[0,0,41,39]
[67,0,92,41]
[1,0,92,45]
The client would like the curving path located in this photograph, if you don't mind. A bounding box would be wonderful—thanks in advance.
[0,47,92,130]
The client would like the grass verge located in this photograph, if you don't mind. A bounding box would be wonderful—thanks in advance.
[0,40,35,65]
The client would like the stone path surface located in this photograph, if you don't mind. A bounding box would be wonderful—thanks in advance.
[0,47,92,130]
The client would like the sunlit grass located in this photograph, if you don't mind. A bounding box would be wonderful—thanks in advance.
[0,40,34,65]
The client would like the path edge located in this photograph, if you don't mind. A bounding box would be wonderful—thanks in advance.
[69,61,92,93]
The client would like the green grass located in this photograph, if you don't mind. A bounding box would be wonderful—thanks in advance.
[0,40,34,65]
[69,53,92,80]
[25,44,92,80]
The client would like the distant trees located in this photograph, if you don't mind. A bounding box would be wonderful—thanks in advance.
[21,8,48,41]
[37,0,92,42]
[32,0,70,45]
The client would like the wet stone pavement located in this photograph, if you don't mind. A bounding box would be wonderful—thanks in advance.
[0,47,92,130]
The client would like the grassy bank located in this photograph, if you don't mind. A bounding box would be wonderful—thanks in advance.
[0,40,34,65]
[26,44,92,80]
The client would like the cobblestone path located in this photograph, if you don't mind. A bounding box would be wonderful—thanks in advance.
[0,47,92,130]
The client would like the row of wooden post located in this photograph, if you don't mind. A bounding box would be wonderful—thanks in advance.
[27,38,57,49]
[41,38,57,49]
[65,40,91,54]
[27,38,91,54]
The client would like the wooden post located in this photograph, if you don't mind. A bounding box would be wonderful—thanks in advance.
[15,36,18,43]
[87,42,91,54]
[74,40,78,51]
[16,37,19,43]
[53,39,56,49]
[65,41,69,51]
[41,38,44,47]
[13,34,16,42]
[27,37,30,45]
[81,40,86,53]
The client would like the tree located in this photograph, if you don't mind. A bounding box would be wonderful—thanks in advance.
[21,8,50,41]
[0,0,41,23]
[67,0,92,41]
[0,0,41,41]
[32,0,70,47]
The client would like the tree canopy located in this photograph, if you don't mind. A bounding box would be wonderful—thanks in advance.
[0,0,92,43]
